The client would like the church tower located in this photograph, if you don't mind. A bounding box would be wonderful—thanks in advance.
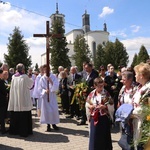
[82,10,90,33]
[103,23,107,32]
[50,3,65,27]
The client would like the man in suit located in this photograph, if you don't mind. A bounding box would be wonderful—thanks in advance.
[67,66,81,119]
[84,63,99,89]
[78,63,99,125]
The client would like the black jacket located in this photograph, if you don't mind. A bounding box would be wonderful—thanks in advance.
[0,79,7,107]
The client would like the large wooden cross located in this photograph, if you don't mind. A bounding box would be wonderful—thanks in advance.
[33,21,62,102]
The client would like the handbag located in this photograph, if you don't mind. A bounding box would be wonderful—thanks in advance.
[118,133,131,150]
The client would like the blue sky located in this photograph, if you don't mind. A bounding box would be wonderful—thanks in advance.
[0,0,150,67]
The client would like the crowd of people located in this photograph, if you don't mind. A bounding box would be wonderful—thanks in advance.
[0,60,150,150]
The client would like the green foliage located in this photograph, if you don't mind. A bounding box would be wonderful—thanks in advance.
[104,41,115,67]
[4,27,32,72]
[0,61,2,67]
[113,39,129,68]
[94,44,106,70]
[72,35,91,71]
[103,39,129,69]
[34,63,39,72]
[137,45,149,64]
[131,53,138,67]
[50,20,71,73]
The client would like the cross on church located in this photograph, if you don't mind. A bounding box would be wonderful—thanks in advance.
[33,21,62,102]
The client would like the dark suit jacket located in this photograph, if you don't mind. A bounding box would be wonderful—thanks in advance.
[71,73,81,85]
[86,69,99,88]
[59,77,68,96]
[0,79,7,107]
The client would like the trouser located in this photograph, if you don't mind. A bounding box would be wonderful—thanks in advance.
[0,106,6,133]
[80,109,87,123]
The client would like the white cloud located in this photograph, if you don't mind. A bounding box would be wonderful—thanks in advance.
[130,25,141,33]
[110,29,127,38]
[0,2,49,66]
[99,6,114,18]
[121,37,150,66]
[121,37,150,51]
[0,2,48,37]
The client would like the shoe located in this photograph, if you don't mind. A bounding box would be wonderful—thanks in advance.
[76,116,80,120]
[52,124,59,130]
[66,115,74,119]
[77,121,86,126]
[46,125,51,132]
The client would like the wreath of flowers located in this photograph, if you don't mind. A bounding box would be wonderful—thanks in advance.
[71,81,89,110]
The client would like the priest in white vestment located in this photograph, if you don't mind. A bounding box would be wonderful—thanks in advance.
[39,68,60,131]
[8,63,33,137]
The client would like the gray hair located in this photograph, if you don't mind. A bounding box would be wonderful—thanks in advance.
[122,71,133,80]
[16,63,25,73]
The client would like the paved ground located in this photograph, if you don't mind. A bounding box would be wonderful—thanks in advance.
[0,108,121,150]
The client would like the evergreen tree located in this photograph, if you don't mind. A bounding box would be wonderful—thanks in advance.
[94,44,106,70]
[113,39,129,68]
[50,20,71,73]
[72,35,91,71]
[131,53,138,67]
[137,45,149,64]
[4,27,32,72]
[34,63,39,72]
[104,41,115,67]
[104,39,129,69]
[0,61,2,67]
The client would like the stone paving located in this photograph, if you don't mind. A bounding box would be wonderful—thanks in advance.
[0,108,121,150]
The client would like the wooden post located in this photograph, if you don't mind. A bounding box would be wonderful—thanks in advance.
[33,21,62,102]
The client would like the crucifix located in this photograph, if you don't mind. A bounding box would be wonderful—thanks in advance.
[33,21,62,102]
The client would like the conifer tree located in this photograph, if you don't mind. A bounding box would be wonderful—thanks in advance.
[50,20,71,73]
[0,61,2,67]
[34,63,39,72]
[104,39,129,69]
[137,45,149,64]
[72,35,91,72]
[131,53,138,67]
[113,38,129,68]
[104,41,115,67]
[94,44,106,70]
[4,27,32,72]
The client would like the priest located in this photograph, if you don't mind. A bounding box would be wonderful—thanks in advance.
[8,63,33,137]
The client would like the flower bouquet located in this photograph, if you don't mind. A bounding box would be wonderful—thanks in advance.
[71,81,88,110]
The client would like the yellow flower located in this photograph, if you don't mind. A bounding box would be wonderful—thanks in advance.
[146,115,150,121]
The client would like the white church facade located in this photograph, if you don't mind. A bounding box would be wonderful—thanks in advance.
[41,4,109,66]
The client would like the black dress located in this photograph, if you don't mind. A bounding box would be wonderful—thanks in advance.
[9,111,33,137]
[0,79,7,133]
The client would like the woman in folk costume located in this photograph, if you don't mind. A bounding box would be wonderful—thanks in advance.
[131,62,150,150]
[86,77,113,150]
[116,71,138,150]
[8,63,33,137]
[39,65,60,132]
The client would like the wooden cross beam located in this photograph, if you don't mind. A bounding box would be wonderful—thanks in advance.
[33,21,62,102]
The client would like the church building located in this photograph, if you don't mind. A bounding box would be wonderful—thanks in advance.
[41,4,109,65]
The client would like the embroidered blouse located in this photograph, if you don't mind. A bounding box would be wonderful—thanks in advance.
[118,82,138,105]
